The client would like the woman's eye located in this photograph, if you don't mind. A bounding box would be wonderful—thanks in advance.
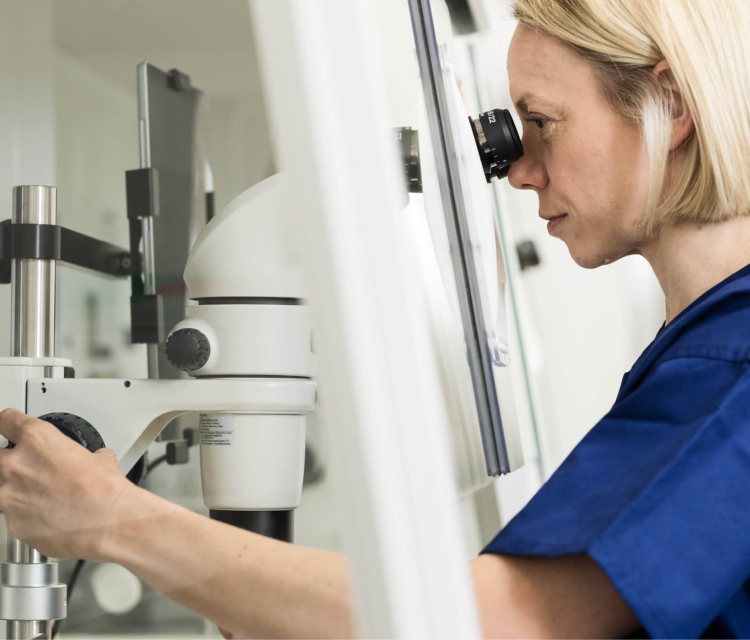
[524,116,549,130]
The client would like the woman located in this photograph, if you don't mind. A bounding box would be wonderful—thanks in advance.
[1,0,749,637]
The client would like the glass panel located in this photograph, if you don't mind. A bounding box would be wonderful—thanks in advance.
[393,0,526,484]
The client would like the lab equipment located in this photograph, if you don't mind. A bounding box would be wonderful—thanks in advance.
[470,109,524,182]
[395,126,423,193]
[0,177,315,636]
[165,174,313,534]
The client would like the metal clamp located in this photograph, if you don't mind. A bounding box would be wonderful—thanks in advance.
[0,222,135,282]
[0,562,66,622]
[125,168,163,346]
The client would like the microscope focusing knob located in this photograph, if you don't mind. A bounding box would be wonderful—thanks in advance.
[4,413,102,452]
[6,414,146,485]
[37,413,105,452]
[165,328,211,372]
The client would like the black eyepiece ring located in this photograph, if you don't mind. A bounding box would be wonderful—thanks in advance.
[469,109,524,182]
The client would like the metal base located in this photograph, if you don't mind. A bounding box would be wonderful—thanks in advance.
[7,619,51,639]
[0,560,66,628]
[209,510,293,543]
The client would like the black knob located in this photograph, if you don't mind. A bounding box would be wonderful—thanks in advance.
[394,127,423,194]
[516,240,541,271]
[37,413,105,452]
[165,328,211,372]
[6,413,146,485]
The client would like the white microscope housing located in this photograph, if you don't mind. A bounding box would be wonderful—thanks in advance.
[165,174,315,530]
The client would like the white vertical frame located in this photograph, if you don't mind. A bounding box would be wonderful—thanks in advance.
[249,1,480,637]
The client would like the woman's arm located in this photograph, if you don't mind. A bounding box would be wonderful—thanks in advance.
[101,485,353,639]
[0,409,637,639]
[0,409,353,639]
[473,553,639,639]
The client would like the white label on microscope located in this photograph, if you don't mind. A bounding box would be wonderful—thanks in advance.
[199,414,235,446]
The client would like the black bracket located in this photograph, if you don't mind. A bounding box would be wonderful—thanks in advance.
[0,221,137,284]
[516,240,541,271]
[130,293,164,345]
[166,428,196,466]
[125,167,163,345]
[126,168,159,220]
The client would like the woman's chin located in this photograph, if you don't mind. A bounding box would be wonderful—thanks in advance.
[567,244,615,270]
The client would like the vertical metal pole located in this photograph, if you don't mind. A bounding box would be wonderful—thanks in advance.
[11,186,56,359]
[137,66,160,380]
[7,185,56,639]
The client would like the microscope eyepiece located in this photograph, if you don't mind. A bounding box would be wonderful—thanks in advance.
[395,107,523,193]
[469,109,523,182]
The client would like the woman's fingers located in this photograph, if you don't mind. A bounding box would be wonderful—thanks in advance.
[0,408,36,445]
[0,447,18,482]
[0,409,76,453]
[0,409,132,559]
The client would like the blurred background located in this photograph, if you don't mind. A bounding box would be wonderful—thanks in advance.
[0,0,664,636]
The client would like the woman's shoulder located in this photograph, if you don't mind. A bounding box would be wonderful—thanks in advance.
[488,265,750,559]
[666,264,750,359]
[621,263,750,399]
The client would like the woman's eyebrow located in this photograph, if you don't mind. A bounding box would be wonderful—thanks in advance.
[514,92,556,113]
[514,93,534,113]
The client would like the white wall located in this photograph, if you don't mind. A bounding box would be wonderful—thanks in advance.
[54,52,145,379]
[0,0,56,358]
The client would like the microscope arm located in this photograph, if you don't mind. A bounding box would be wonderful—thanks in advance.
[26,377,316,508]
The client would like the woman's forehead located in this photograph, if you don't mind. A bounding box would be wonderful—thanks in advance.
[508,25,596,111]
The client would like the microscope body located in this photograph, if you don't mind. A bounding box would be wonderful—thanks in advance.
[166,173,315,530]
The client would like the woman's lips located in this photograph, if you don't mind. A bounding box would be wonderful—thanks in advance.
[544,214,568,235]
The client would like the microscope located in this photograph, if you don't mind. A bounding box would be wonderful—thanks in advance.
[0,175,315,637]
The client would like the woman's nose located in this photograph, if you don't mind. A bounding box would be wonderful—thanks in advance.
[507,145,548,192]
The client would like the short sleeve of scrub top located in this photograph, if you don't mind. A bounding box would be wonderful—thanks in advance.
[483,264,750,639]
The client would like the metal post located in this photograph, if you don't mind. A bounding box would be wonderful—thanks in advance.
[137,75,160,380]
[11,186,56,358]
[7,185,57,639]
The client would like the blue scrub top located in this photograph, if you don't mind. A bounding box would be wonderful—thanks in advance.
[484,263,750,639]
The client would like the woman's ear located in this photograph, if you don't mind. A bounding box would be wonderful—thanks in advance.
[653,60,695,150]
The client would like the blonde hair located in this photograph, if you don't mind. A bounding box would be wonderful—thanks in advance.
[511,0,750,235]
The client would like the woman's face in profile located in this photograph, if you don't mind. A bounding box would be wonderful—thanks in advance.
[507,25,651,268]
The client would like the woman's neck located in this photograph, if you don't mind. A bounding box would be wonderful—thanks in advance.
[641,215,750,324]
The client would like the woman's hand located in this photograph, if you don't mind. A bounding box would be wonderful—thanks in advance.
[0,408,136,561]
